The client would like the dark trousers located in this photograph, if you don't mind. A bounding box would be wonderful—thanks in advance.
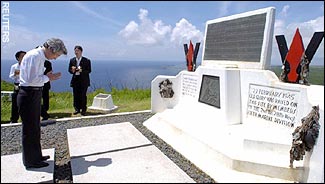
[72,81,88,112]
[10,86,19,122]
[17,87,43,165]
[41,88,50,118]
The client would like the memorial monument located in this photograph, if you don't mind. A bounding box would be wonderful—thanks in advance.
[184,40,200,72]
[276,29,324,85]
[144,7,324,183]
[88,93,118,113]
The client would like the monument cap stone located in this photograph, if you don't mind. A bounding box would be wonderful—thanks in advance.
[202,7,275,70]
[89,93,118,112]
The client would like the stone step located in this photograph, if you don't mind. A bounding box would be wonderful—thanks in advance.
[231,150,304,181]
[144,113,305,182]
[243,138,290,156]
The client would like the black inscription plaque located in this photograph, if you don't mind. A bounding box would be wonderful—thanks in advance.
[198,75,220,108]
[204,13,266,62]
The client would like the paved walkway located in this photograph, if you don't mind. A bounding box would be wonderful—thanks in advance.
[1,148,55,183]
[67,122,194,183]
[1,111,195,183]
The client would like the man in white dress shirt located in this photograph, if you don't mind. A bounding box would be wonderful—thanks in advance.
[17,38,67,169]
[8,51,26,123]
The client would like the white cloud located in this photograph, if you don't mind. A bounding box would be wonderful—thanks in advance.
[120,21,139,38]
[71,2,123,27]
[119,8,172,46]
[170,18,204,45]
[274,19,286,35]
[288,16,324,65]
[1,25,49,58]
[72,2,106,20]
[216,1,232,17]
[119,8,203,47]
[272,15,324,65]
[117,8,205,60]
[274,5,291,36]
[138,8,148,21]
[279,5,290,18]
[288,16,324,35]
[1,24,88,60]
[279,16,324,48]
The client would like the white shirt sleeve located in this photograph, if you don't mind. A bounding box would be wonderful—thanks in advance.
[19,49,49,86]
[9,64,16,80]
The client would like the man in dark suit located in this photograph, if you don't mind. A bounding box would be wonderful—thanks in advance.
[68,45,91,116]
[41,60,52,120]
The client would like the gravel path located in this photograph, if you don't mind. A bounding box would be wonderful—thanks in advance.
[1,111,215,183]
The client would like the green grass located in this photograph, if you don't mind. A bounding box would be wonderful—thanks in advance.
[1,66,323,124]
[270,65,324,85]
[1,80,151,124]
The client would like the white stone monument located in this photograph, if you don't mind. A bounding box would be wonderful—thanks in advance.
[89,93,118,112]
[144,7,324,183]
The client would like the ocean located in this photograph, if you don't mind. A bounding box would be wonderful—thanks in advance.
[1,60,190,92]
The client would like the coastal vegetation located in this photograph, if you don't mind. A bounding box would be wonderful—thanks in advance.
[1,80,151,123]
[270,65,324,85]
[1,66,323,123]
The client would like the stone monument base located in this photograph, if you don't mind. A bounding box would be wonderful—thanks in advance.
[144,105,305,182]
[89,93,118,113]
[144,66,324,182]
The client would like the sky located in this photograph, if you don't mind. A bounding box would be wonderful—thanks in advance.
[1,1,324,66]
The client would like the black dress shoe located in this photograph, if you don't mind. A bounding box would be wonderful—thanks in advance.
[41,155,50,161]
[42,113,50,120]
[42,117,49,121]
[81,111,86,116]
[73,110,80,115]
[25,161,49,169]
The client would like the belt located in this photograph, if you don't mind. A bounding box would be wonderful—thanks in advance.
[14,83,20,85]
[20,86,43,91]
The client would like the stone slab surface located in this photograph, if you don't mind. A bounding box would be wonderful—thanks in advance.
[1,148,55,183]
[71,145,194,183]
[67,122,151,158]
[68,122,194,183]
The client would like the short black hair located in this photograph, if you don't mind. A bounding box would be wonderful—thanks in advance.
[15,51,26,61]
[74,45,83,52]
